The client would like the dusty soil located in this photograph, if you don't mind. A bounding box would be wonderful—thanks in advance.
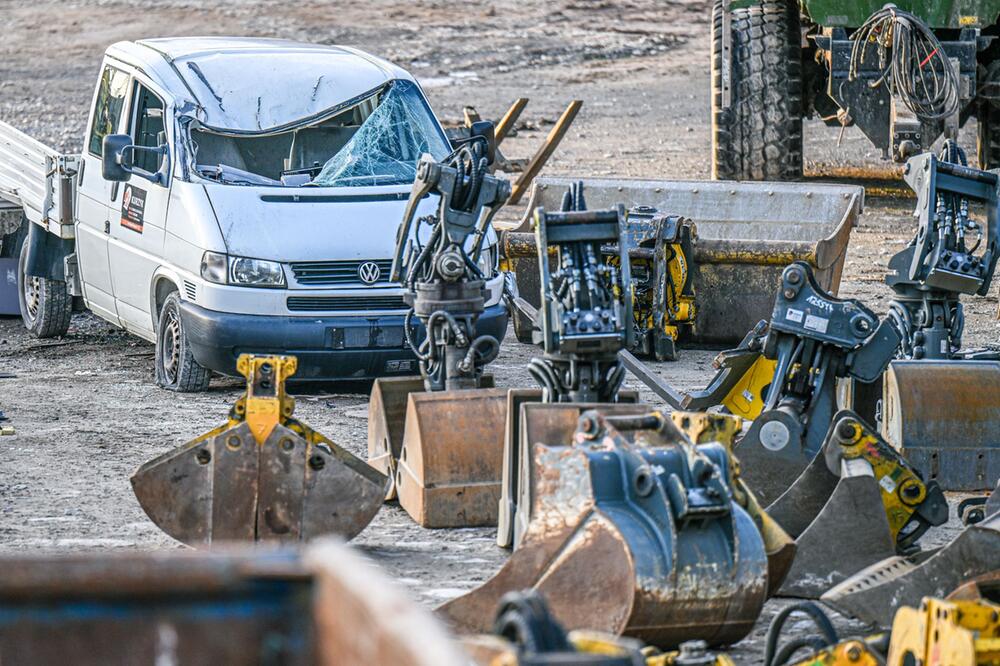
[0,1,993,662]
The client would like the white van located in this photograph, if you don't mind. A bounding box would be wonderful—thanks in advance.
[0,37,507,390]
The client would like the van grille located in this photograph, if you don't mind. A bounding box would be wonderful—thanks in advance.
[289,259,393,286]
[286,295,408,312]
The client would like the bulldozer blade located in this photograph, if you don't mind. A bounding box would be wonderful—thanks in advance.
[441,444,767,647]
[497,393,644,549]
[395,388,509,528]
[776,457,896,598]
[882,360,1000,490]
[368,376,426,500]
[502,177,861,345]
[821,513,1000,628]
[132,422,386,545]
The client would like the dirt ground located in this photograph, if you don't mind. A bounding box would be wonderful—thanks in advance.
[0,1,994,662]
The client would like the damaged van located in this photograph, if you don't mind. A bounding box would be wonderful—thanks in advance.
[0,37,507,390]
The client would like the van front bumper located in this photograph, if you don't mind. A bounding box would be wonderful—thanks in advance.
[178,301,509,381]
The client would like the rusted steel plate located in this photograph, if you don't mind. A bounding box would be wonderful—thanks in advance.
[882,360,1000,490]
[765,445,840,538]
[822,514,1000,628]
[396,388,509,527]
[132,423,385,545]
[367,376,425,500]
[441,413,768,649]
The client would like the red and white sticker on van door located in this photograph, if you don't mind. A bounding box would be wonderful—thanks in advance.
[121,185,146,233]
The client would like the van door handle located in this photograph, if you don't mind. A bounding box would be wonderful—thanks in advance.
[111,182,120,202]
[77,160,86,184]
[104,221,110,234]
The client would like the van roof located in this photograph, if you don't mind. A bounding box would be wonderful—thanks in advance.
[107,37,414,133]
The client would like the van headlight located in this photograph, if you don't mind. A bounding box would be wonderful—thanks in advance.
[477,245,498,280]
[201,252,286,287]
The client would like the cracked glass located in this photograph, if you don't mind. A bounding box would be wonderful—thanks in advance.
[310,80,450,187]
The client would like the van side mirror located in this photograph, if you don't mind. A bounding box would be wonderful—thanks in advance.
[102,134,133,182]
[102,134,171,186]
[469,120,496,166]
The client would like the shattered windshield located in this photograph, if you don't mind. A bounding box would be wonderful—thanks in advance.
[309,79,450,187]
[190,79,450,188]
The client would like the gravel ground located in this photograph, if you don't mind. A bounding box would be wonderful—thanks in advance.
[0,1,994,662]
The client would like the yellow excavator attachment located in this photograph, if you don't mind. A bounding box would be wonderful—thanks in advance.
[131,354,387,545]
[502,177,862,346]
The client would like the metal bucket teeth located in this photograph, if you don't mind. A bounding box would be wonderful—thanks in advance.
[132,354,387,546]
[394,388,509,528]
[883,360,1000,491]
[821,513,1000,628]
[132,423,386,546]
[440,412,768,649]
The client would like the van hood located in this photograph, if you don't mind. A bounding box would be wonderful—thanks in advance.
[203,184,495,262]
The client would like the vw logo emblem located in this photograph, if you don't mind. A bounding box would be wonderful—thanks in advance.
[358,261,381,284]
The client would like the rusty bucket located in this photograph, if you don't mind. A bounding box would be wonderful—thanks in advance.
[393,387,510,528]
[882,360,1000,491]
[441,411,768,648]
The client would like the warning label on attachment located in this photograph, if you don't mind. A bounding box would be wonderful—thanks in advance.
[120,185,146,233]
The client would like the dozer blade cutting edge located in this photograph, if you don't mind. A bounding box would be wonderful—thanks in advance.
[768,410,948,599]
[440,410,768,649]
[132,355,387,546]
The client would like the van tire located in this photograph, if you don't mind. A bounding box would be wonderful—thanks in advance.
[17,239,72,338]
[712,0,803,180]
[155,291,211,392]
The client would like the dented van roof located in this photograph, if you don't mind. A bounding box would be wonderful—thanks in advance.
[107,37,414,134]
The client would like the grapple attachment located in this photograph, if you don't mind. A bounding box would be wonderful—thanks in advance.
[440,410,768,649]
[769,410,948,598]
[132,355,387,545]
[821,513,1000,628]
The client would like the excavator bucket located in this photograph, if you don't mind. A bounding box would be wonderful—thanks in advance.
[822,512,1000,628]
[132,355,387,546]
[394,387,509,528]
[0,541,465,666]
[501,177,862,345]
[367,375,497,504]
[670,410,797,596]
[496,391,644,549]
[368,376,426,500]
[882,360,1000,490]
[770,411,948,598]
[441,411,769,649]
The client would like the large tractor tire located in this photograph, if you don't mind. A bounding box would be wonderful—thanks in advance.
[978,62,1000,170]
[712,0,803,181]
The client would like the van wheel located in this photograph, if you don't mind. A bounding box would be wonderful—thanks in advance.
[155,291,211,392]
[17,239,72,338]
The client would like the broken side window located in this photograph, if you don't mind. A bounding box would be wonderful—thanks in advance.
[309,79,450,187]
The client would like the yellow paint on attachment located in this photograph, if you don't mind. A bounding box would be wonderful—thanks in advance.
[960,15,979,26]
[233,354,298,445]
[722,356,777,420]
